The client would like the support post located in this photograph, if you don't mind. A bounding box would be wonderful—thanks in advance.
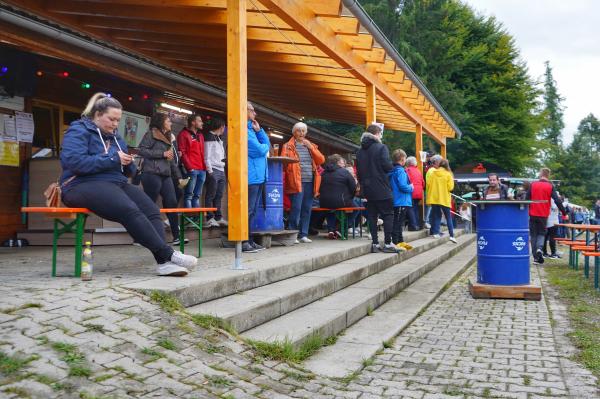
[227,0,248,269]
[415,124,423,171]
[440,139,447,159]
[366,83,376,127]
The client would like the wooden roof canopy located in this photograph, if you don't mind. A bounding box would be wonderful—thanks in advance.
[3,0,460,143]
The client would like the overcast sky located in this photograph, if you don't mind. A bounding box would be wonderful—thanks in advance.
[464,0,600,143]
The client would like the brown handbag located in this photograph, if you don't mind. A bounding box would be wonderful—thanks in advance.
[43,176,76,207]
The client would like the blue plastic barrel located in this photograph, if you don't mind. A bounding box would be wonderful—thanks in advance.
[251,158,284,231]
[476,202,530,285]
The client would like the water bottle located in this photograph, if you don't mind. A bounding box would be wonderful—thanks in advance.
[81,241,93,281]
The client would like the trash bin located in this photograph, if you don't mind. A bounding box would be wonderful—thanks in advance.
[251,157,296,232]
[472,200,535,285]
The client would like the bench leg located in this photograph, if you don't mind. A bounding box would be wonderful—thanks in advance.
[179,213,185,254]
[74,213,86,278]
[595,257,599,291]
[198,214,203,258]
[52,219,59,277]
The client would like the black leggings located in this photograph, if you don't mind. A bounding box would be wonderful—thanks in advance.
[62,180,174,264]
[141,173,179,240]
[367,199,394,245]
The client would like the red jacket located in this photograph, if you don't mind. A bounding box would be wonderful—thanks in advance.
[527,178,565,217]
[406,165,425,200]
[177,127,205,171]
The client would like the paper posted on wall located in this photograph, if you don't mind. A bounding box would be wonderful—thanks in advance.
[15,111,35,143]
[0,140,19,167]
[1,114,17,141]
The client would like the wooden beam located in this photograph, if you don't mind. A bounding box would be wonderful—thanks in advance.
[440,139,447,159]
[415,124,423,172]
[227,0,248,241]
[366,83,376,127]
[257,0,446,143]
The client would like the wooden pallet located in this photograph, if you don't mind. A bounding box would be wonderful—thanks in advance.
[468,280,542,301]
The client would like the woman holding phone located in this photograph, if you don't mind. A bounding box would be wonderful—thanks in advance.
[60,93,196,276]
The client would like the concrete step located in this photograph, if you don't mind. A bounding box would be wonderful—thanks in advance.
[188,230,467,332]
[241,234,476,345]
[124,229,433,307]
[303,244,477,378]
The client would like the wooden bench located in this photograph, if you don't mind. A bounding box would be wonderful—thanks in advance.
[21,206,216,277]
[582,252,600,291]
[312,207,366,240]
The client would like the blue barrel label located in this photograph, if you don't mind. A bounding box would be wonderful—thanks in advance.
[267,188,281,204]
[477,235,488,250]
[512,237,527,252]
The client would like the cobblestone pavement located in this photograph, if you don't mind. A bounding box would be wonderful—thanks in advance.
[0,243,598,398]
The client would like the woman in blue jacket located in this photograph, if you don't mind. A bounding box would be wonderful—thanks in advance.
[60,93,196,276]
[389,149,413,246]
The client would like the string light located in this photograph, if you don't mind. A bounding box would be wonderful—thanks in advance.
[0,66,8,75]
[128,96,133,101]
[142,94,149,100]
[36,70,43,76]
[61,71,69,77]
[81,82,91,89]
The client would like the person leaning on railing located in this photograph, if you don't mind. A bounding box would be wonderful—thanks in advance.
[60,92,197,277]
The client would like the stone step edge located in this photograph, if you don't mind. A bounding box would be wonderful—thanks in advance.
[240,234,475,345]
[303,246,477,378]
[187,230,468,332]
[124,229,436,307]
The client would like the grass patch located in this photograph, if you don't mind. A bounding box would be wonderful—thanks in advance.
[190,314,236,336]
[93,374,114,383]
[141,347,164,360]
[1,303,43,314]
[361,358,374,368]
[366,305,373,316]
[280,368,313,382]
[246,333,326,363]
[148,291,184,314]
[205,375,231,387]
[3,386,29,396]
[521,374,531,386]
[382,339,394,349]
[157,339,177,351]
[197,342,225,354]
[544,259,600,379]
[0,351,37,376]
[83,323,105,333]
[443,386,464,396]
[51,342,91,378]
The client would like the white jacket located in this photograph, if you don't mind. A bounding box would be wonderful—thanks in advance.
[204,131,226,173]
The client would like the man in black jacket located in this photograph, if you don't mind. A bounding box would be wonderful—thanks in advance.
[356,124,399,253]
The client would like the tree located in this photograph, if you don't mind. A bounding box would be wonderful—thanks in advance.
[539,61,565,148]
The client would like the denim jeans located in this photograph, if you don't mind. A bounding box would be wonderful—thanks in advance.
[430,205,454,237]
[246,183,264,244]
[204,169,225,220]
[407,198,421,230]
[184,169,206,208]
[288,182,314,239]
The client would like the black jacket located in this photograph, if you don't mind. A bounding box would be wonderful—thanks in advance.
[483,183,509,200]
[319,163,357,209]
[138,128,182,179]
[356,133,393,201]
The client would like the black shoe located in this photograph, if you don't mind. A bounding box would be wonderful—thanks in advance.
[549,254,560,259]
[172,238,189,246]
[535,249,545,264]
[251,242,266,251]
[242,242,258,253]
[381,243,401,253]
[371,244,381,253]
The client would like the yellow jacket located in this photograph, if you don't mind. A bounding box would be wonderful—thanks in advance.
[426,167,454,207]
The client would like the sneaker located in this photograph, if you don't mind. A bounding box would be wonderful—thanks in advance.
[217,218,228,227]
[542,253,550,258]
[242,242,258,253]
[381,243,401,253]
[164,219,170,227]
[171,238,190,246]
[535,249,545,265]
[299,237,312,243]
[432,234,441,239]
[251,242,266,251]
[157,262,188,277]
[206,218,220,228]
[377,218,384,226]
[132,242,142,246]
[549,254,561,259]
[371,244,381,253]
[294,239,300,244]
[425,222,431,229]
[449,237,457,244]
[328,232,336,240]
[171,250,198,269]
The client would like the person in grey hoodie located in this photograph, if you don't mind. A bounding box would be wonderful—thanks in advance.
[203,118,227,227]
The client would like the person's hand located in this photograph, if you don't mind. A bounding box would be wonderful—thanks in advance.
[163,149,174,160]
[303,140,313,150]
[178,178,190,189]
[251,120,261,132]
[118,151,133,166]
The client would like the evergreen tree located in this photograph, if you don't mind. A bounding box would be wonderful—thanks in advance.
[539,61,565,147]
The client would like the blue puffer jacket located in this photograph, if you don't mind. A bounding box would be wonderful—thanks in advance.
[60,118,136,192]
[389,164,413,207]
[247,120,270,185]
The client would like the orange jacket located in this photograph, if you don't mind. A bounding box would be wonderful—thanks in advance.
[281,138,325,196]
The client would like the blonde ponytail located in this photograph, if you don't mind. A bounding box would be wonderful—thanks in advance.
[81,92,122,119]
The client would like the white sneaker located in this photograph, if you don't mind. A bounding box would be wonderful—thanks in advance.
[206,218,220,228]
[157,262,188,277]
[217,219,228,227]
[294,239,300,244]
[449,236,457,243]
[425,222,431,229]
[171,250,197,270]
[377,218,384,226]
[299,237,312,243]
[432,234,441,239]
[164,219,170,227]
